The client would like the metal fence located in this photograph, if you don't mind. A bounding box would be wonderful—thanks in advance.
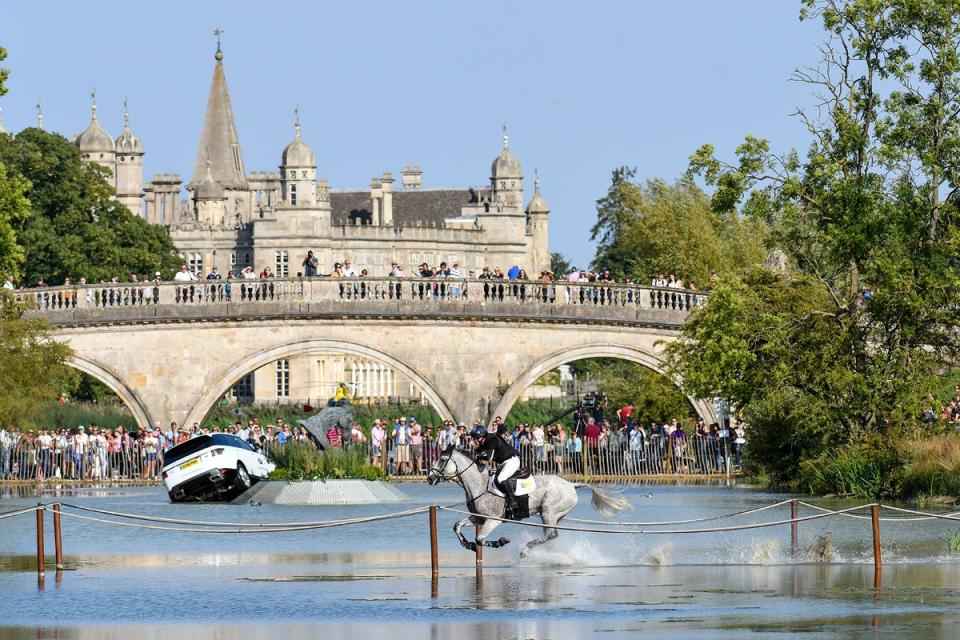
[0,431,742,483]
[0,441,163,481]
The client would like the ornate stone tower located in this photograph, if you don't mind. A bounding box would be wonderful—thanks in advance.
[76,97,116,175]
[526,172,551,273]
[280,112,316,207]
[193,159,227,226]
[114,103,144,214]
[490,130,523,211]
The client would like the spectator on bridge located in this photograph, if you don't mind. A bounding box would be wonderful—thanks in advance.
[392,417,412,475]
[174,265,196,282]
[206,267,222,280]
[507,265,521,280]
[2,275,14,290]
[302,251,319,277]
[342,259,358,277]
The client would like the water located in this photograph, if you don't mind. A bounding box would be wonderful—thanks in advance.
[1,482,959,638]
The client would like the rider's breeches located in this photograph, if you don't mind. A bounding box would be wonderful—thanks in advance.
[497,456,520,483]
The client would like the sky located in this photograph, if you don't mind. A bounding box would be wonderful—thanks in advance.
[0,1,823,269]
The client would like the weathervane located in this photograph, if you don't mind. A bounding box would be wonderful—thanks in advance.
[294,105,301,137]
[35,99,43,129]
[214,28,224,60]
[502,121,509,149]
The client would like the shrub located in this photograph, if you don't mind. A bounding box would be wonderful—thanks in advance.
[266,440,386,482]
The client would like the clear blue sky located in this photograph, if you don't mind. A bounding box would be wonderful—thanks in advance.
[0,1,821,269]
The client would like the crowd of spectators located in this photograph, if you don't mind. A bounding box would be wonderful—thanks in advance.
[0,406,745,481]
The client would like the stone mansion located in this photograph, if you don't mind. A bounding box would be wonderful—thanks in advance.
[68,45,554,411]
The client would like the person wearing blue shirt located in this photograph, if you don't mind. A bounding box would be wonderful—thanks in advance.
[507,265,521,280]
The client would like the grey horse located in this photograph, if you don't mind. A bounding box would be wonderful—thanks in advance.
[427,446,630,557]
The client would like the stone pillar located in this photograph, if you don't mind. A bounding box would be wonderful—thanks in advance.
[381,172,394,226]
[370,178,382,226]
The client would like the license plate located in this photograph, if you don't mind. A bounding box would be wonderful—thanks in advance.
[180,458,199,471]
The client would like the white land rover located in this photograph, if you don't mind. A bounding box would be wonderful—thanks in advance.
[162,433,275,502]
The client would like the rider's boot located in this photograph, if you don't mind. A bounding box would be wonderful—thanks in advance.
[501,479,517,519]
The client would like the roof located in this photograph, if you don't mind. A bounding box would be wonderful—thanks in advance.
[189,53,247,190]
[76,106,115,154]
[330,188,482,226]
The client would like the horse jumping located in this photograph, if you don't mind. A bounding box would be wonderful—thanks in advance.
[427,446,630,557]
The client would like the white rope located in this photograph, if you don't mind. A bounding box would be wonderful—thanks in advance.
[565,498,796,527]
[800,501,960,522]
[50,505,430,534]
[0,505,42,520]
[437,503,875,535]
[879,504,960,522]
[55,501,449,528]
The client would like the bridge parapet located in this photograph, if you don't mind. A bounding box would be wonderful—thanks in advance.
[17,278,705,327]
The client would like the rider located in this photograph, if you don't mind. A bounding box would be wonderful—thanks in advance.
[469,425,521,510]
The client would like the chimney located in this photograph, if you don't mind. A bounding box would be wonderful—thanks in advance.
[381,172,394,225]
[370,178,382,224]
[401,164,422,190]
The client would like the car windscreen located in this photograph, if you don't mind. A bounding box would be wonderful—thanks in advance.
[163,435,213,467]
[210,433,253,451]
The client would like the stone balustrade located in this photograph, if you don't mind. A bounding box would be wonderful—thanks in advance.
[16,278,705,327]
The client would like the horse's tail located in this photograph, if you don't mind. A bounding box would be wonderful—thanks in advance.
[574,483,630,516]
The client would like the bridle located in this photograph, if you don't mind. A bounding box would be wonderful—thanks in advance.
[428,448,480,488]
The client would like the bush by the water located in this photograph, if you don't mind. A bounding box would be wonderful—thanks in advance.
[266,441,386,481]
[799,432,960,499]
[205,402,442,434]
[28,401,137,430]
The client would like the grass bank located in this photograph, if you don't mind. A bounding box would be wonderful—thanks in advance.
[27,402,137,430]
[799,432,960,501]
[266,440,386,481]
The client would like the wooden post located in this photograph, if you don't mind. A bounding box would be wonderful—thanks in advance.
[871,504,882,571]
[53,503,64,571]
[429,506,439,578]
[791,499,799,559]
[666,437,673,475]
[474,523,483,578]
[35,504,45,580]
[581,442,589,481]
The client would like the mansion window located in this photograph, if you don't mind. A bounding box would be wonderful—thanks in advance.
[188,252,203,275]
[276,360,290,398]
[290,183,297,206]
[275,250,289,277]
[232,373,253,401]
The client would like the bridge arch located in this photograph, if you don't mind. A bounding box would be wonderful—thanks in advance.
[184,339,457,427]
[489,343,717,426]
[66,355,154,432]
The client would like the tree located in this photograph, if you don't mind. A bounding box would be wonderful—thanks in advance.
[569,359,694,424]
[590,172,767,285]
[550,252,574,276]
[0,290,76,428]
[670,0,960,482]
[0,128,181,285]
[0,45,9,97]
[0,161,29,280]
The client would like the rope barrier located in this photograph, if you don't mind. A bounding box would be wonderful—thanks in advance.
[49,504,432,534]
[879,504,960,523]
[52,501,451,528]
[436,503,876,535]
[799,501,960,522]
[0,505,42,520]
[565,498,797,527]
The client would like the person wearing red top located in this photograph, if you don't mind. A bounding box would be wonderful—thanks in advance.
[617,404,634,427]
[584,417,602,473]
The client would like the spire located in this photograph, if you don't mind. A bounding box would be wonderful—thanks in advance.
[90,89,97,120]
[294,105,301,139]
[502,122,509,150]
[189,37,247,190]
[526,169,550,214]
[0,106,6,134]
[115,98,143,155]
[36,100,43,130]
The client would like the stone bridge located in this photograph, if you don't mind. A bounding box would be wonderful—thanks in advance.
[20,278,712,429]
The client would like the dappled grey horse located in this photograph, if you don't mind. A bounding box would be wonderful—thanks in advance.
[427,446,630,557]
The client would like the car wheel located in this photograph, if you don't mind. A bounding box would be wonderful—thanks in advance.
[235,463,252,491]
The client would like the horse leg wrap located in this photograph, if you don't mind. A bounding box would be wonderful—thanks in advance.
[464,541,477,552]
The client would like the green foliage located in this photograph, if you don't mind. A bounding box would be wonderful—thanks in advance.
[671,0,960,488]
[590,170,767,284]
[0,160,29,279]
[27,400,137,431]
[0,128,181,286]
[550,252,575,276]
[203,402,443,435]
[0,46,8,97]
[947,529,960,554]
[0,290,76,429]
[578,359,694,423]
[266,440,386,481]
[800,433,960,499]
[503,399,573,428]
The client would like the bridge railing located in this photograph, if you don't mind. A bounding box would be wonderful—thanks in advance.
[16,277,706,315]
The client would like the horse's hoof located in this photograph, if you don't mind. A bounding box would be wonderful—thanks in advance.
[497,537,510,547]
[519,548,528,559]
[465,542,477,552]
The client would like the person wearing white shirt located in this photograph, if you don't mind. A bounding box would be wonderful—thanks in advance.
[342,259,358,277]
[2,275,14,290]
[173,265,196,282]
